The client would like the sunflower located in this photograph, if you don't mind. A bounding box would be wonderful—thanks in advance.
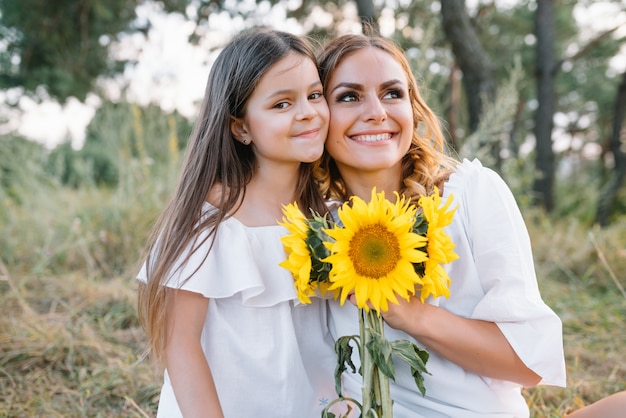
[416,187,459,301]
[278,202,316,303]
[324,189,428,312]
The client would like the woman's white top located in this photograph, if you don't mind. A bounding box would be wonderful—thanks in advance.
[328,159,567,418]
[137,203,340,418]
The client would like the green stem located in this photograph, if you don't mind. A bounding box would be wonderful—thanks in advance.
[361,309,393,418]
[321,397,362,418]
[373,310,393,418]
[359,308,373,416]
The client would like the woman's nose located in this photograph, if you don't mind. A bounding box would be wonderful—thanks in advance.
[362,95,387,123]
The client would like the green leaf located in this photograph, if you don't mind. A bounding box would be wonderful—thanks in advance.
[391,339,431,396]
[334,335,359,396]
[305,214,334,283]
[412,213,428,235]
[366,331,396,381]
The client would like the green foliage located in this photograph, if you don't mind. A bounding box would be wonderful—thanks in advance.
[43,99,192,189]
[0,0,136,102]
[459,57,525,164]
[83,100,191,166]
[0,134,53,204]
[0,100,186,275]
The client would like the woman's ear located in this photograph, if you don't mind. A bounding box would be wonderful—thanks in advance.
[230,116,250,144]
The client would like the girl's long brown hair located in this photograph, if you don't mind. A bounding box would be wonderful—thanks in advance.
[137,29,328,362]
[315,34,458,203]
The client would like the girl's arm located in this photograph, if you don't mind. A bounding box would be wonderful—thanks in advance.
[165,289,224,418]
[379,295,542,387]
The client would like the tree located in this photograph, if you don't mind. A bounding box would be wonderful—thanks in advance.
[355,0,379,34]
[0,0,186,103]
[0,0,133,102]
[595,70,626,225]
[533,0,557,212]
[440,0,496,135]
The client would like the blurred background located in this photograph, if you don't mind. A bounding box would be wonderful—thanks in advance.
[0,1,625,417]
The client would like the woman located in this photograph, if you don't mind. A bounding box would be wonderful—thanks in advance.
[315,33,567,418]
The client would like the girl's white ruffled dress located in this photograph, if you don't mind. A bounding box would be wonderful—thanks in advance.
[138,202,339,418]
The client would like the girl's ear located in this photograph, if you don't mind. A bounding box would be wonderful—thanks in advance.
[230,116,249,144]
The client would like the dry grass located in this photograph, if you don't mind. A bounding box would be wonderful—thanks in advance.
[0,261,161,417]
[0,182,165,417]
[0,193,624,417]
[524,213,626,417]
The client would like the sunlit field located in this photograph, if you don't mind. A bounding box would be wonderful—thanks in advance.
[1,106,624,416]
[2,184,624,417]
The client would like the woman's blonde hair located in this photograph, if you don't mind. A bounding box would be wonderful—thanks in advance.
[315,34,457,202]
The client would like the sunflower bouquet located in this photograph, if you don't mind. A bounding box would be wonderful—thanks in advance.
[279,188,458,418]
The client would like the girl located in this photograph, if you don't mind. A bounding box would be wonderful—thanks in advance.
[137,29,338,417]
[315,34,566,417]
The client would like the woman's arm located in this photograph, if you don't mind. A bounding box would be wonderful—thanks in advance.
[165,289,224,418]
[565,391,626,418]
[379,295,542,387]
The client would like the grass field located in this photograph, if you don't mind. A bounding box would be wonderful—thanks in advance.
[1,186,624,417]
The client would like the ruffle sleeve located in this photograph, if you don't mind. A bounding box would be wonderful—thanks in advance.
[137,207,299,307]
[444,159,566,386]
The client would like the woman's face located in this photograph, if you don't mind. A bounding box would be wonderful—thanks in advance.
[324,47,414,181]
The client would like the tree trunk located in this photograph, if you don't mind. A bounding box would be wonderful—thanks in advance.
[446,64,462,151]
[533,0,557,212]
[440,0,496,134]
[355,0,379,35]
[595,70,626,226]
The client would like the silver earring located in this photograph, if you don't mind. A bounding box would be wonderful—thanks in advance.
[242,137,249,145]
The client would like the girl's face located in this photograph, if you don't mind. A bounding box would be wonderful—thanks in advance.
[325,47,414,181]
[233,52,329,166]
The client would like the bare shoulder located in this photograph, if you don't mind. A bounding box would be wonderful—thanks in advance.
[205,183,227,208]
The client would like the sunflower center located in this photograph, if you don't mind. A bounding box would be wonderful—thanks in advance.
[348,224,400,278]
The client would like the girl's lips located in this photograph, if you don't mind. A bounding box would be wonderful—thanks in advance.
[294,128,321,138]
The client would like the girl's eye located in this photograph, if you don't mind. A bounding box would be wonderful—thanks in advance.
[309,91,323,100]
[336,91,359,103]
[274,101,289,109]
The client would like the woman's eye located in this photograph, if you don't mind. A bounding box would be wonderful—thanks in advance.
[336,92,359,103]
[383,89,403,99]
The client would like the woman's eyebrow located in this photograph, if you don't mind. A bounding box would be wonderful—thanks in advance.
[330,81,362,94]
[380,79,403,89]
[330,79,404,95]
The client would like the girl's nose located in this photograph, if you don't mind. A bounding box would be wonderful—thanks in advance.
[295,99,317,121]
